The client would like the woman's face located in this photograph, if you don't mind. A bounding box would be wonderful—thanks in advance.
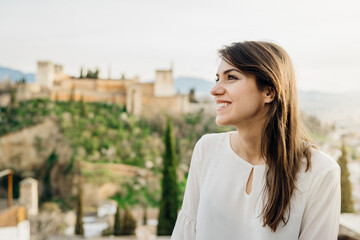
[210,59,271,128]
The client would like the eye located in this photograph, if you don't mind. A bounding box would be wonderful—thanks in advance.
[228,74,238,80]
[215,77,219,83]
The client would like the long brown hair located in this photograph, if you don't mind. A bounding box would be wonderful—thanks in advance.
[219,41,312,231]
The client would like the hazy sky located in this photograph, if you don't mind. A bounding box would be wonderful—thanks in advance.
[0,0,359,92]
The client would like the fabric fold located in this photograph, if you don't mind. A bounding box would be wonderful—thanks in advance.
[171,210,197,240]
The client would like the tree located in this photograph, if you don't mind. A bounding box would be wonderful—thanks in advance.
[74,181,84,235]
[157,116,179,235]
[189,88,197,103]
[85,68,100,79]
[143,204,147,225]
[6,86,17,123]
[338,141,354,213]
[17,77,26,84]
[113,204,121,236]
[80,67,84,78]
[121,206,137,235]
[80,95,87,117]
[41,151,58,202]
[94,68,100,79]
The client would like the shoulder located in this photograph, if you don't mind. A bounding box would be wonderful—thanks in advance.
[298,147,340,189]
[197,131,230,145]
[192,131,231,159]
[308,148,340,176]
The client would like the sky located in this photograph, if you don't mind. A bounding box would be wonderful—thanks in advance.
[0,0,359,92]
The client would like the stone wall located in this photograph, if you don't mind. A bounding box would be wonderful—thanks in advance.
[126,84,143,115]
[50,77,136,106]
[141,93,189,116]
[51,88,126,105]
[0,92,10,106]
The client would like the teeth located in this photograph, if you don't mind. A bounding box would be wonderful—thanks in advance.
[217,102,230,107]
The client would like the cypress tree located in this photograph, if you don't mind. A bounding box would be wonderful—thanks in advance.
[157,117,179,235]
[6,86,17,123]
[94,68,100,79]
[339,142,354,213]
[113,204,121,236]
[74,182,84,235]
[80,95,87,117]
[121,206,137,235]
[143,204,147,225]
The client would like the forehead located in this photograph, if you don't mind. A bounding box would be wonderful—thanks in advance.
[217,59,244,75]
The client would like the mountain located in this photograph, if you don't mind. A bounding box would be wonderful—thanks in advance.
[174,76,214,97]
[0,66,35,83]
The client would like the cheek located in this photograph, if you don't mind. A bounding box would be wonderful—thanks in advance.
[233,90,264,112]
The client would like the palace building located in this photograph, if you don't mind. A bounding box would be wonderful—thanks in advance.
[36,61,190,116]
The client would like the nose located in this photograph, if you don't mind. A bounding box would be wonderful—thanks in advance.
[210,82,225,96]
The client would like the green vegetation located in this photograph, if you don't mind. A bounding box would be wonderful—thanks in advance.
[79,67,100,79]
[121,206,137,235]
[114,205,121,236]
[339,142,354,213]
[41,151,58,202]
[104,204,137,236]
[157,117,179,235]
[74,182,84,235]
[86,68,100,79]
[0,98,51,136]
[80,67,84,79]
[0,98,232,209]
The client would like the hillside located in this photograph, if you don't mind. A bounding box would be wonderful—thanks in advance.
[0,98,232,208]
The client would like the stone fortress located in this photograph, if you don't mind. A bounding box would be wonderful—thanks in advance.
[36,61,191,116]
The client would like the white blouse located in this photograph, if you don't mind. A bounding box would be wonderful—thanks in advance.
[171,131,340,240]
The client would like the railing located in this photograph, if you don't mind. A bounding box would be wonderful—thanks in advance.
[0,169,13,208]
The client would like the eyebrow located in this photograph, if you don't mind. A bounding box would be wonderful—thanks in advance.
[216,68,244,76]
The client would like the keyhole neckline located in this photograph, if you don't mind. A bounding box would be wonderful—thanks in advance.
[245,167,254,196]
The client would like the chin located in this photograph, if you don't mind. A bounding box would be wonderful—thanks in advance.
[215,117,230,127]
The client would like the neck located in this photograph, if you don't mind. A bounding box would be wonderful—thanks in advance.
[231,120,266,165]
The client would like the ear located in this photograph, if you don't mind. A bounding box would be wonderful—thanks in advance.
[263,86,275,104]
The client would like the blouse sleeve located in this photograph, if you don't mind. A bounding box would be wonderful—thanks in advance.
[171,136,205,240]
[298,165,341,240]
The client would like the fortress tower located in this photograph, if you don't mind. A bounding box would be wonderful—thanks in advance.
[36,61,64,89]
[154,68,174,97]
[36,61,54,89]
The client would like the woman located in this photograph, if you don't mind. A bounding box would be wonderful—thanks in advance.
[171,41,340,240]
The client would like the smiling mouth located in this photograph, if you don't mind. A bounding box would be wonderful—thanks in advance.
[216,102,232,111]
